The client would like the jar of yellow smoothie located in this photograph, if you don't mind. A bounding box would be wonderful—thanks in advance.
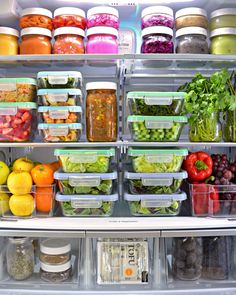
[0,27,19,55]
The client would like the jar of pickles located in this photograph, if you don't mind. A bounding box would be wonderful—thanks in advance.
[210,28,236,54]
[0,27,19,55]
[141,6,174,29]
[86,82,117,142]
[210,8,236,31]
[87,6,119,29]
[20,8,53,31]
[175,8,208,30]
[53,7,86,30]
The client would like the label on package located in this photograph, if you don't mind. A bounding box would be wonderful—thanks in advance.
[69,176,101,187]
[71,199,101,209]
[145,155,173,163]
[47,93,68,103]
[142,178,172,186]
[48,126,68,136]
[49,110,69,119]
[141,200,172,208]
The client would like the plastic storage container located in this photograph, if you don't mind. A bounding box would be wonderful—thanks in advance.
[176,27,208,54]
[210,9,236,31]
[37,71,82,89]
[54,171,117,195]
[141,6,174,29]
[87,6,119,29]
[127,92,186,116]
[38,123,82,142]
[56,192,118,217]
[38,106,82,124]
[0,78,36,102]
[128,115,187,142]
[175,8,208,30]
[224,109,236,142]
[53,27,85,54]
[210,28,236,54]
[128,148,188,173]
[125,192,186,216]
[20,28,52,54]
[54,148,115,173]
[86,82,117,142]
[0,102,37,142]
[53,7,86,30]
[37,89,82,106]
[86,27,119,54]
[40,261,72,283]
[141,26,174,54]
[20,8,53,30]
[0,27,19,55]
[125,171,187,194]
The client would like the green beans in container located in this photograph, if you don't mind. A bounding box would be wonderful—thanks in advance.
[127,91,186,116]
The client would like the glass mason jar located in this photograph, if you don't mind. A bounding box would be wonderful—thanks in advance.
[189,112,222,142]
[210,28,236,55]
[175,7,208,30]
[6,237,34,280]
[87,6,119,29]
[0,27,19,55]
[141,5,174,29]
[53,7,86,30]
[172,237,203,280]
[20,8,53,31]
[224,109,236,142]
[210,8,236,31]
[86,82,117,142]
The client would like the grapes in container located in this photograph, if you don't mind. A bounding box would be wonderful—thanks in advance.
[20,8,53,30]
[38,106,82,124]
[87,6,119,29]
[53,7,86,30]
[175,8,208,30]
[141,6,174,29]
[38,89,82,106]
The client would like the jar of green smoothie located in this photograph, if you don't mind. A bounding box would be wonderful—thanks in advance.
[210,8,236,31]
[210,28,236,54]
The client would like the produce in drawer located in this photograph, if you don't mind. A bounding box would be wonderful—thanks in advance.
[38,106,82,124]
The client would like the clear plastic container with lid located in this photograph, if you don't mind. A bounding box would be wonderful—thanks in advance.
[38,106,82,124]
[53,7,86,30]
[86,27,118,54]
[210,9,236,31]
[20,8,53,31]
[37,89,82,106]
[175,8,208,30]
[20,27,52,55]
[40,261,72,282]
[141,6,174,29]
[87,6,119,29]
[176,27,208,54]
[141,26,174,54]
[210,28,236,54]
[86,82,117,142]
[53,27,85,54]
[0,27,19,55]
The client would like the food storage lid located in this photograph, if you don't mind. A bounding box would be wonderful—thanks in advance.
[37,88,82,96]
[37,71,82,80]
[124,191,187,201]
[20,7,53,18]
[56,192,118,202]
[38,123,82,129]
[175,7,207,19]
[55,148,115,157]
[40,260,71,273]
[87,6,119,18]
[38,106,82,113]
[128,148,188,157]
[210,28,236,37]
[86,82,117,91]
[176,27,208,38]
[21,27,52,38]
[210,8,236,19]
[40,238,71,255]
[141,6,173,18]
[0,77,36,85]
[87,27,119,37]
[0,27,19,37]
[141,26,173,37]
[54,7,86,18]
[0,102,37,109]
[54,27,85,38]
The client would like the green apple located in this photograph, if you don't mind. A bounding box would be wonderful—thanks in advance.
[0,193,10,215]
[13,157,34,173]
[0,161,10,185]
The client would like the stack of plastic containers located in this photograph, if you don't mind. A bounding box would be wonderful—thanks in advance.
[37,71,83,142]
[54,148,118,217]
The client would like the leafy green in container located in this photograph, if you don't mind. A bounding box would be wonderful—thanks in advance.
[61,201,113,216]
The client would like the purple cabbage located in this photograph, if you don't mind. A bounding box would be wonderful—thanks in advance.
[142,15,174,29]
[141,34,174,53]
[87,14,119,29]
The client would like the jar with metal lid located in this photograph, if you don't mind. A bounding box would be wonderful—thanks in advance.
[87,6,119,29]
[141,26,174,53]
[210,28,236,54]
[86,82,117,142]
[40,261,72,282]
[175,8,208,30]
[210,8,236,31]
[20,27,52,55]
[86,27,118,54]
[6,237,34,281]
[20,8,53,31]
[40,238,71,265]
[176,27,208,54]
[0,27,19,55]
[53,27,85,54]
[53,7,86,30]
[141,6,174,29]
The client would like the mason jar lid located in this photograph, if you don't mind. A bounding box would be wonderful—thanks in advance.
[141,6,173,18]
[210,27,236,38]
[87,27,118,37]
[9,237,29,244]
[141,26,173,37]
[40,239,71,255]
[211,8,236,19]
[175,7,207,19]
[54,27,85,37]
[54,7,86,18]
[20,7,52,19]
[21,27,52,38]
[40,260,71,273]
[176,27,208,38]
[86,82,117,90]
[0,27,19,37]
[87,6,119,18]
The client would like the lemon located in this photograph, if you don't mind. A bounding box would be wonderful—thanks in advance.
[9,194,34,217]
[0,161,10,185]
[0,193,10,215]
[7,171,32,195]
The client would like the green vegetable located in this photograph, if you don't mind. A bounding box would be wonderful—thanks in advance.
[129,179,182,194]
[224,109,236,142]
[129,200,179,216]
[61,201,113,216]
[40,77,76,89]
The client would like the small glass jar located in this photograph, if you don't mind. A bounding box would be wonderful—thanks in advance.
[210,8,236,31]
[175,8,208,30]
[141,26,174,54]
[141,6,174,29]
[20,27,52,55]
[87,6,119,29]
[40,261,71,282]
[53,27,85,54]
[176,27,208,54]
[86,82,117,142]
[20,8,53,31]
[86,27,118,54]
[210,28,236,54]
[0,27,19,55]
[223,109,236,142]
[53,7,86,30]
[6,237,34,281]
